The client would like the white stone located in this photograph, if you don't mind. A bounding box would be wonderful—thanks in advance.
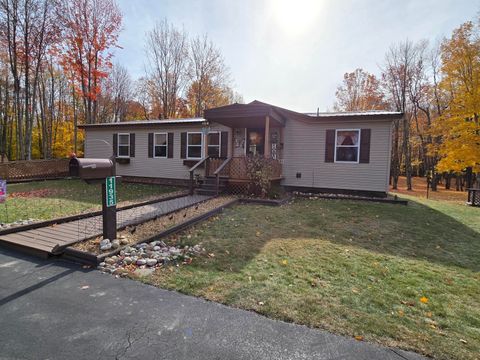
[100,243,112,251]
[100,239,110,247]
[146,258,157,266]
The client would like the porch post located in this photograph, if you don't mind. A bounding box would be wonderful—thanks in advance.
[264,115,271,158]
[203,132,209,158]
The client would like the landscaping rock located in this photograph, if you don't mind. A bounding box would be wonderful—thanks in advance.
[124,257,133,265]
[111,239,120,249]
[136,259,147,266]
[100,239,110,247]
[146,258,157,266]
[120,238,129,245]
[105,257,116,265]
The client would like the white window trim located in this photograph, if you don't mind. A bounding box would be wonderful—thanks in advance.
[117,133,130,158]
[187,131,203,159]
[153,132,168,158]
[207,131,222,158]
[334,128,361,164]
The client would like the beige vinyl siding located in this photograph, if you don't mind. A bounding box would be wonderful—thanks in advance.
[282,118,392,193]
[84,123,231,180]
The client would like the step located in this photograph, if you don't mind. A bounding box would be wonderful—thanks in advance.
[203,178,228,185]
[199,184,226,190]
[195,188,221,196]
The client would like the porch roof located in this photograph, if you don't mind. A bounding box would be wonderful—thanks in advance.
[205,100,404,128]
[204,100,290,128]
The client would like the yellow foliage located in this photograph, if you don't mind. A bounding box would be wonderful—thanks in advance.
[433,21,480,172]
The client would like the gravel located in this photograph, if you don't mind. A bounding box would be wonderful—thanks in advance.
[73,196,234,254]
[97,241,205,274]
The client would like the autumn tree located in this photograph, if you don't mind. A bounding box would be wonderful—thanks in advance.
[145,19,188,119]
[54,0,122,124]
[0,0,56,159]
[381,40,428,190]
[334,68,385,111]
[432,21,480,184]
[97,63,132,123]
[187,34,233,117]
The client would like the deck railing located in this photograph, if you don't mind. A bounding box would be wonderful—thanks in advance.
[190,155,283,195]
[206,156,282,180]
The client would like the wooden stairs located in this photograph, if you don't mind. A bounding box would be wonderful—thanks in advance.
[195,176,228,196]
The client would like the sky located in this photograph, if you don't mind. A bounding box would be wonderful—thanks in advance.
[115,0,479,113]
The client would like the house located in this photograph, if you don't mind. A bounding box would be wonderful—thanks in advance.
[79,100,402,197]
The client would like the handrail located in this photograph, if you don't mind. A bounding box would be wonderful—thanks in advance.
[189,157,210,195]
[213,157,232,176]
[189,156,209,173]
[214,157,232,196]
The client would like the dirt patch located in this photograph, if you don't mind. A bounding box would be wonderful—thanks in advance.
[72,196,235,254]
[9,188,64,199]
[391,176,468,202]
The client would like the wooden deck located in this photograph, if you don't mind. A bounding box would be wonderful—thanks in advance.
[0,195,210,257]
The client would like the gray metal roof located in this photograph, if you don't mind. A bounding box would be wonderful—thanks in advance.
[304,111,403,117]
[79,118,205,128]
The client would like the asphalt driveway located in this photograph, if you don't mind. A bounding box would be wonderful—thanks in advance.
[0,248,427,360]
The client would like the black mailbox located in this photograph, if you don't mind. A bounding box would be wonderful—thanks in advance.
[69,157,115,181]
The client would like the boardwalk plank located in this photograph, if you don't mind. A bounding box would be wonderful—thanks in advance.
[0,195,211,256]
[0,234,54,252]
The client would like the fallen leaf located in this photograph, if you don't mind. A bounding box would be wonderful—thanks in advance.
[81,285,90,290]
[420,296,429,304]
[459,339,467,344]
[255,231,261,237]
[401,300,415,307]
[426,312,433,318]
[351,287,359,294]
[258,301,265,306]
[354,336,363,341]
[398,310,404,317]
[281,259,288,266]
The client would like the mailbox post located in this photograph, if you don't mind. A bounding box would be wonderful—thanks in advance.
[102,176,117,240]
[69,156,118,240]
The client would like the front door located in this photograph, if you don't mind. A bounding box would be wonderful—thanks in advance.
[246,128,265,156]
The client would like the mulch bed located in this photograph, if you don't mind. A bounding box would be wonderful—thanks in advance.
[72,196,235,255]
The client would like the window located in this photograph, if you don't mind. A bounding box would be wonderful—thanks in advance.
[154,133,167,158]
[118,133,130,157]
[207,132,220,157]
[187,132,203,159]
[335,129,360,163]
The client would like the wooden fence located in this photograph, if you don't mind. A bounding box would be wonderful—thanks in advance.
[0,159,70,181]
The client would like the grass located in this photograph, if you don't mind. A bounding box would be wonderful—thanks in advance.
[0,179,179,223]
[142,196,480,360]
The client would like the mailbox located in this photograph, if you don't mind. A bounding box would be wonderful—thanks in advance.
[69,157,115,181]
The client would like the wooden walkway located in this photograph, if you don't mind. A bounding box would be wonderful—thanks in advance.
[0,195,210,257]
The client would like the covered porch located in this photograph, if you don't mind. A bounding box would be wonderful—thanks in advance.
[189,101,287,195]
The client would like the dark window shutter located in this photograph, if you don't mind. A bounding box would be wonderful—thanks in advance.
[167,133,174,158]
[113,133,118,156]
[220,131,228,158]
[359,129,371,163]
[180,132,187,159]
[130,133,135,157]
[148,133,153,158]
[325,129,335,163]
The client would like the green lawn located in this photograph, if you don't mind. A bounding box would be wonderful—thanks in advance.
[143,196,480,360]
[0,179,179,223]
